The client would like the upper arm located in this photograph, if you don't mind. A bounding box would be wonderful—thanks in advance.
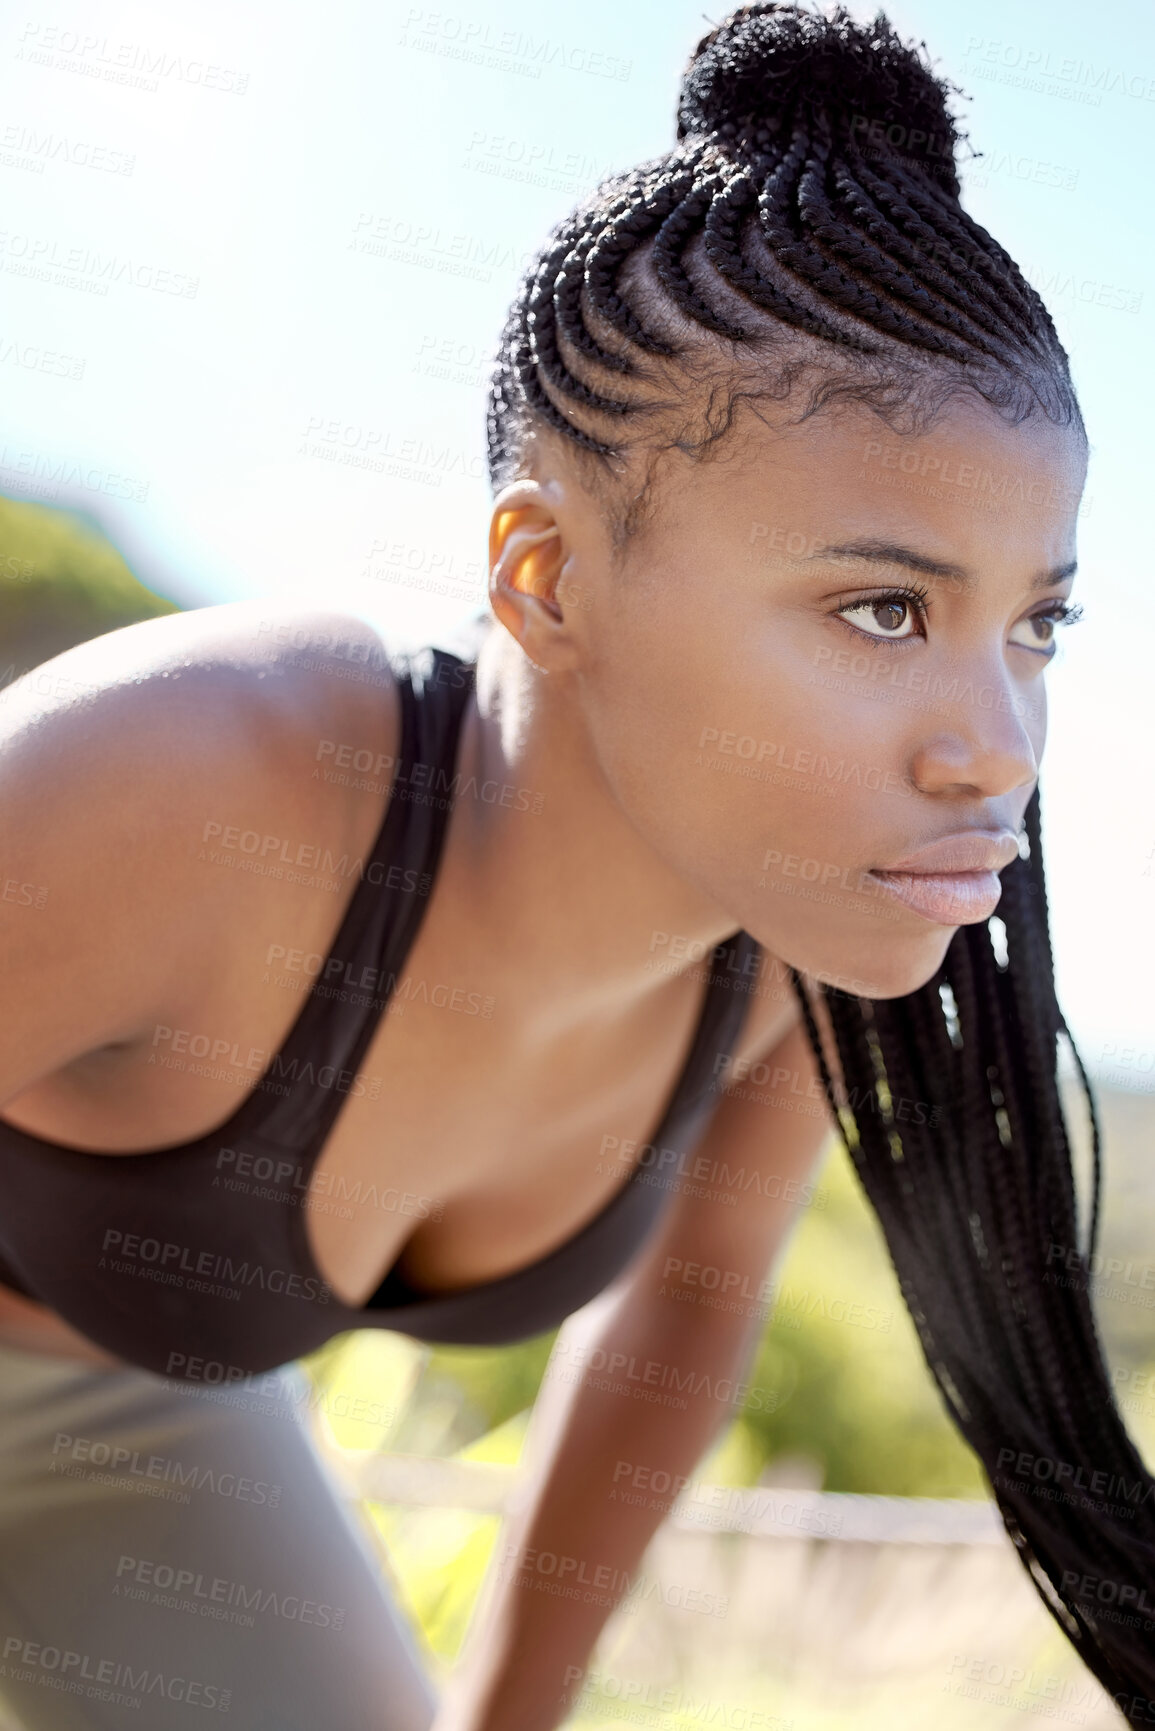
[0,600,399,1110]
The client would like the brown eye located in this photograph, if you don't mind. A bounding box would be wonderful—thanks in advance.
[1008,601,1082,653]
[873,600,909,632]
[837,595,920,639]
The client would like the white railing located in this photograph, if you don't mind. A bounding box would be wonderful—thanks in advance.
[322,1446,1006,1543]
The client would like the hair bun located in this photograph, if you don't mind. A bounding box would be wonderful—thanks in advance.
[675,3,964,193]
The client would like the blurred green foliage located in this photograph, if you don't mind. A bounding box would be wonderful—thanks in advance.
[0,492,178,679]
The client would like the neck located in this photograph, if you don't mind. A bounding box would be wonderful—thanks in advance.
[435,621,741,1034]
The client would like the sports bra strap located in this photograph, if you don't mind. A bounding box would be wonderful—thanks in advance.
[229,643,477,1157]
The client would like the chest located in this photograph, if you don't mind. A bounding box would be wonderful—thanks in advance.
[301,951,774,1304]
[2,901,790,1315]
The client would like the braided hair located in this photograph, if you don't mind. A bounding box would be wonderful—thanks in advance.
[486,4,1081,549]
[485,3,1155,1713]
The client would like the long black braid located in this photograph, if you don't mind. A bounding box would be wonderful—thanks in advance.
[484,2,1152,1712]
[789,787,1155,1711]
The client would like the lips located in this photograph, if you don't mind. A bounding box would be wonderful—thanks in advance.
[866,830,1020,926]
[875,831,1021,875]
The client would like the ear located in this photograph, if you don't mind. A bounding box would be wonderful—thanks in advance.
[487,479,584,674]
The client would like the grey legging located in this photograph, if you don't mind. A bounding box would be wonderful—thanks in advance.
[0,1340,439,1731]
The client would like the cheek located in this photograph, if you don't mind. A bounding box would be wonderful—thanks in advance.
[588,630,894,881]
[581,613,718,804]
[678,642,904,856]
[731,777,896,902]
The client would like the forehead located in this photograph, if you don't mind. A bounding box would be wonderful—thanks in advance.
[633,393,1088,574]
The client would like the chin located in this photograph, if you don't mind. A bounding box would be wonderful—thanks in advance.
[750,919,956,1004]
[847,928,957,1002]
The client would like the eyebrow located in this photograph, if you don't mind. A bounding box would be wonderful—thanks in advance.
[806,540,1077,591]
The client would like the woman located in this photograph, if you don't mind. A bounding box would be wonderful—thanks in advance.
[0,3,1147,1726]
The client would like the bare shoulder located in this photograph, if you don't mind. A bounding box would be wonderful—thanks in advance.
[2,600,405,860]
[0,601,402,1105]
[2,599,400,773]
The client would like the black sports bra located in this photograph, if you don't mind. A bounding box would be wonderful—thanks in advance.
[0,615,762,1381]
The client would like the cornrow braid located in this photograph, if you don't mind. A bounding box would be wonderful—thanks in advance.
[485,3,1149,1704]
[842,155,1043,348]
[582,158,700,357]
[554,228,637,375]
[699,151,881,349]
[899,162,1054,335]
[657,166,765,343]
[805,152,1022,361]
[524,239,636,424]
[769,123,983,361]
[486,2,1081,523]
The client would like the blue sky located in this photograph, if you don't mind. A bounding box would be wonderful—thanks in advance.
[1,0,1152,1078]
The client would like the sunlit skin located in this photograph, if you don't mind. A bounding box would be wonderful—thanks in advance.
[0,385,1085,1366]
[0,377,1091,1731]
[484,390,1087,1000]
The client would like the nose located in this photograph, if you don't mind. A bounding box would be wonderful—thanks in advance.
[908,678,1042,800]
